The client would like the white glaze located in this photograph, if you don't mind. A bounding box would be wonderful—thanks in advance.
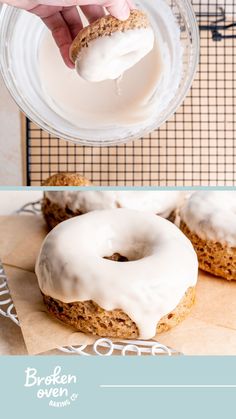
[180,191,236,247]
[45,190,182,218]
[38,0,182,135]
[36,209,198,339]
[75,28,155,82]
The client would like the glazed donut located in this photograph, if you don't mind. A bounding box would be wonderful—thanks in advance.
[180,191,236,280]
[42,190,183,229]
[70,10,154,82]
[36,209,198,339]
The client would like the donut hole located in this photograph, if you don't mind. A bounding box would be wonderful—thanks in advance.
[102,238,154,262]
[104,253,129,262]
[104,247,149,261]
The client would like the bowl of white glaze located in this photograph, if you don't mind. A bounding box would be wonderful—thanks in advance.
[0,0,199,146]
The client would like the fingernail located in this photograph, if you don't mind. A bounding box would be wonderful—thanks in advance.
[119,7,130,20]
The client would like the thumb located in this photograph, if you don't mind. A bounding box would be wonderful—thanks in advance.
[105,0,130,20]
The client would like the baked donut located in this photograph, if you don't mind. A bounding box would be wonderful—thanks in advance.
[36,209,198,339]
[70,10,155,82]
[42,172,91,186]
[42,190,183,230]
[180,191,236,280]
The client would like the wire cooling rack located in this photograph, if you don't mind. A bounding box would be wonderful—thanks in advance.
[25,1,236,186]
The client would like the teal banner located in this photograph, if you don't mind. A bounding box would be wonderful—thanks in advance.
[0,356,235,418]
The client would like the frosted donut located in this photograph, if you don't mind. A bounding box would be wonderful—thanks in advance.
[180,191,236,280]
[42,190,183,230]
[36,209,198,339]
[69,10,154,82]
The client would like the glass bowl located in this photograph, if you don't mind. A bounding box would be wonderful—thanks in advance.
[0,0,199,146]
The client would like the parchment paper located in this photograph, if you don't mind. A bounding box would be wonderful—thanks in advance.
[2,215,236,355]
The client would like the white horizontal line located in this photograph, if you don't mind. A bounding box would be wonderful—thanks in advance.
[100,384,236,388]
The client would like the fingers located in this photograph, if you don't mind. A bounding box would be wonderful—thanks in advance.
[80,1,135,21]
[38,1,80,5]
[35,0,135,69]
[42,11,74,68]
[80,5,105,24]
[39,1,134,20]
[29,5,62,17]
[3,1,38,9]
[105,0,131,20]
[61,6,83,39]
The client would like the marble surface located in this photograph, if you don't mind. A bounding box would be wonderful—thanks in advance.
[0,75,22,186]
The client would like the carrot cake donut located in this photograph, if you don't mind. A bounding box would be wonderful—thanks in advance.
[42,172,91,186]
[70,10,154,82]
[36,209,198,339]
[180,191,236,280]
[42,190,183,229]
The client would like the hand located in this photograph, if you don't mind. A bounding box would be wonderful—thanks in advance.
[3,1,135,68]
